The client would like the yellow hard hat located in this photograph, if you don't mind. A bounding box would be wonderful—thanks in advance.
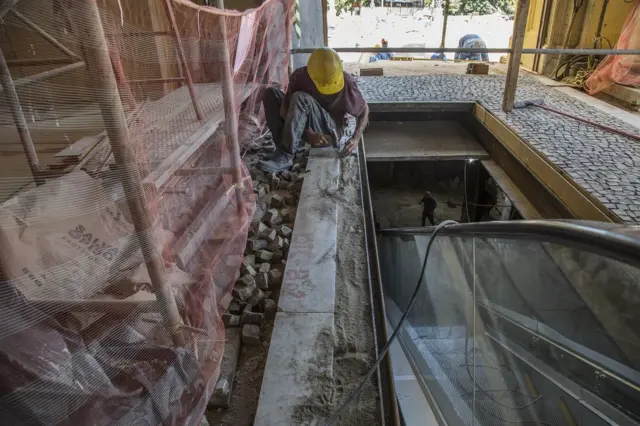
[307,47,344,95]
[375,44,381,48]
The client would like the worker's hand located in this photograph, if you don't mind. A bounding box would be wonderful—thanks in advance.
[342,135,360,155]
[306,131,331,147]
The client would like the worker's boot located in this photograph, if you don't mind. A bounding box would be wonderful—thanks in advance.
[258,149,293,172]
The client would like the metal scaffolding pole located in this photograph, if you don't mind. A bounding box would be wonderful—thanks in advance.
[503,0,531,112]
[216,0,245,213]
[291,47,640,55]
[0,46,41,184]
[0,61,85,93]
[74,0,185,346]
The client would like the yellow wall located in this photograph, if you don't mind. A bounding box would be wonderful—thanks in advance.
[579,0,635,48]
[522,0,545,70]
[522,0,637,74]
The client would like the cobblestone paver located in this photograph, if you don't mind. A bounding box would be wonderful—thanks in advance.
[357,75,640,224]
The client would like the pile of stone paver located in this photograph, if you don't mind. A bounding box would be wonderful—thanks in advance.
[209,135,309,409]
[232,151,307,345]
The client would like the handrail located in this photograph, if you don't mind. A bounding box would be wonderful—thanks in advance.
[379,220,640,270]
[291,46,640,55]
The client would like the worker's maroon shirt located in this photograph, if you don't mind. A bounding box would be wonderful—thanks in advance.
[283,66,367,122]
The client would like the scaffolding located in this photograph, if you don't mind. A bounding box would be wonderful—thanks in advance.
[0,0,292,423]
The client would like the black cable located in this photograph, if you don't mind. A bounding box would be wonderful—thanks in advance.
[325,220,458,425]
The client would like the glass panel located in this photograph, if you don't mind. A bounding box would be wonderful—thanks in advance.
[379,231,640,426]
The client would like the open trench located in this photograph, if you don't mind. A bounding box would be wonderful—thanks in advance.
[208,104,635,425]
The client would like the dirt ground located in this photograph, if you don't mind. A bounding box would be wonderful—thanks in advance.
[206,322,274,426]
[371,184,462,228]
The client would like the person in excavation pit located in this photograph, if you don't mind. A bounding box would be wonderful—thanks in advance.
[258,47,369,173]
[420,191,437,226]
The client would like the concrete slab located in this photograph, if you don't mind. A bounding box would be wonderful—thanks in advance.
[278,149,339,314]
[364,120,489,162]
[254,312,334,426]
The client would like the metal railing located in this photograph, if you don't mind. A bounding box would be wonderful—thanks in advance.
[379,220,640,270]
[292,47,640,55]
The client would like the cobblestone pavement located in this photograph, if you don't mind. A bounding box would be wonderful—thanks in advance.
[357,75,640,224]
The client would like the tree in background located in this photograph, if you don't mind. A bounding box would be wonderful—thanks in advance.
[454,0,514,15]
[335,0,375,16]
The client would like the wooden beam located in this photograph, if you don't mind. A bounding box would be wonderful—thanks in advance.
[142,118,222,192]
[6,57,76,67]
[0,61,85,93]
[9,8,81,60]
[127,77,185,84]
[109,48,137,110]
[74,0,185,346]
[162,0,203,121]
[439,0,450,51]
[502,0,531,112]
[216,0,245,213]
[173,186,234,270]
[174,166,232,175]
[0,0,19,18]
[472,104,614,221]
[0,46,41,183]
[322,0,328,46]
[31,298,160,314]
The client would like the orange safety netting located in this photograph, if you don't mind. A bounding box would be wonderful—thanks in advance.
[0,0,293,424]
[585,0,640,95]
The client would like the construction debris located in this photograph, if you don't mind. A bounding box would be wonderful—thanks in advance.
[269,269,283,286]
[263,299,277,320]
[360,67,384,76]
[467,63,489,74]
[211,130,309,424]
[242,324,261,346]
[222,313,241,327]
[258,263,270,274]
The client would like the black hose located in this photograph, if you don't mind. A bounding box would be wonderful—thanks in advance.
[325,220,458,425]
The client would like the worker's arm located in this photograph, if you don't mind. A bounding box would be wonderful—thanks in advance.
[343,103,370,155]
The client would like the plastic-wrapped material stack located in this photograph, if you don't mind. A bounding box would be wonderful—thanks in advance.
[585,1,640,95]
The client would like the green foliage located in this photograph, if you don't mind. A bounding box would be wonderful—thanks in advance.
[452,0,514,15]
[335,0,375,16]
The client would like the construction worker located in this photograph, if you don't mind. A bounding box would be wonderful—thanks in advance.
[454,34,489,61]
[419,191,437,226]
[259,47,369,172]
[369,42,392,62]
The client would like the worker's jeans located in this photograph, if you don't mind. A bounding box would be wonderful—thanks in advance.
[262,87,338,156]
[422,210,435,226]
